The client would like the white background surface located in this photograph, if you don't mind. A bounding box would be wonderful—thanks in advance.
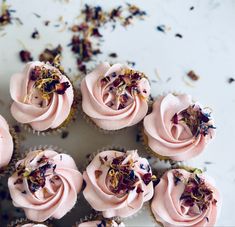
[0,0,235,226]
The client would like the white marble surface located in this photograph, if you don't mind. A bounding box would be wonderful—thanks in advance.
[0,0,235,226]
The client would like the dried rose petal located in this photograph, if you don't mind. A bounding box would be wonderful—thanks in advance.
[55,82,70,94]
[19,50,33,63]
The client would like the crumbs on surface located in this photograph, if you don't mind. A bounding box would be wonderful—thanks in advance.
[69,3,146,74]
[31,28,40,39]
[39,45,62,63]
[175,33,183,38]
[228,77,235,84]
[61,130,69,139]
[19,50,33,62]
[187,70,200,81]
[0,0,12,27]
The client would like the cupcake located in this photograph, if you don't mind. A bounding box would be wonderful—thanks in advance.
[80,62,150,131]
[0,114,14,174]
[83,149,155,218]
[8,148,83,222]
[143,93,215,161]
[10,58,76,134]
[151,168,221,227]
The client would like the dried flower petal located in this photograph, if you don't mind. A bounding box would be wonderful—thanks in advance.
[95,170,103,179]
[39,45,62,63]
[19,50,33,63]
[187,70,199,81]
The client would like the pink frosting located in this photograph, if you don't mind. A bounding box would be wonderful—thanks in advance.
[20,224,47,227]
[78,220,125,227]
[144,93,215,161]
[10,61,74,131]
[83,150,154,218]
[151,169,220,227]
[0,114,14,168]
[81,62,150,130]
[8,149,83,222]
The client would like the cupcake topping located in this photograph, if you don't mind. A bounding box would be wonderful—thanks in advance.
[172,104,215,137]
[173,170,217,213]
[30,64,70,101]
[14,153,58,193]
[97,152,155,195]
[78,219,125,227]
[96,219,124,227]
[100,69,148,110]
[107,156,139,194]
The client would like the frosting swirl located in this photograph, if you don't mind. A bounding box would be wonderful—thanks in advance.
[0,114,14,169]
[151,169,220,227]
[83,150,154,218]
[10,61,74,131]
[81,62,150,130]
[78,220,125,227]
[143,93,215,161]
[8,149,83,222]
[19,224,47,227]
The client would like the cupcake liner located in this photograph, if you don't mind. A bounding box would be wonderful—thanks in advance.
[141,124,187,168]
[80,107,128,135]
[20,75,79,136]
[147,201,164,227]
[123,201,148,221]
[169,164,205,174]
[7,218,51,227]
[0,127,21,178]
[74,212,99,227]
[139,125,176,164]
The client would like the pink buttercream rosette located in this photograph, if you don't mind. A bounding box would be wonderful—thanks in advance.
[143,93,215,161]
[81,62,151,131]
[151,168,221,227]
[0,115,14,170]
[10,61,75,135]
[8,148,83,222]
[83,149,154,218]
[0,114,20,177]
